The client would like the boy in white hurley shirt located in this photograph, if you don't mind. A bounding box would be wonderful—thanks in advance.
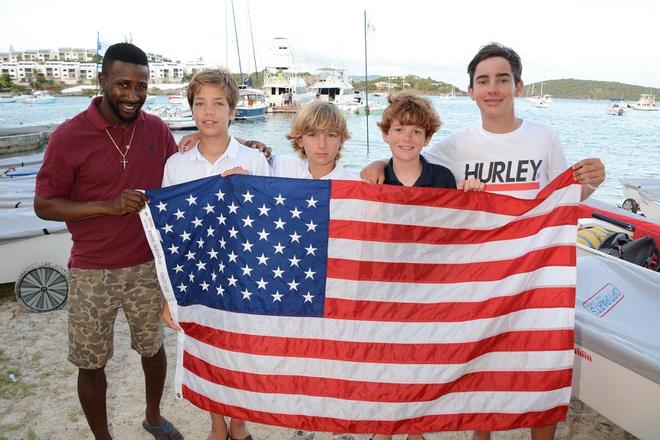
[161,68,269,440]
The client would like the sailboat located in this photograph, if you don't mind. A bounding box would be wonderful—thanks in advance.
[230,0,266,120]
[438,85,456,100]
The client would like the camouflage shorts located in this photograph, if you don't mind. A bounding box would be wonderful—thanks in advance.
[67,261,164,369]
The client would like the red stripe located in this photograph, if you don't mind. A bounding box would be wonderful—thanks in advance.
[330,168,577,216]
[184,352,572,402]
[180,323,573,364]
[324,287,575,322]
[184,386,568,434]
[329,205,576,245]
[486,182,540,192]
[327,246,575,283]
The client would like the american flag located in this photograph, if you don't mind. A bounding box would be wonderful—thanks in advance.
[140,169,580,434]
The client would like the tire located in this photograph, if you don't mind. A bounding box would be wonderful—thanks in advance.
[15,263,69,312]
[621,198,639,213]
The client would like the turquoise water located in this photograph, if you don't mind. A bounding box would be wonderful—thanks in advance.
[1,96,658,205]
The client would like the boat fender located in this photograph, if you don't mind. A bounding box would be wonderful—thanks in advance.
[577,226,610,249]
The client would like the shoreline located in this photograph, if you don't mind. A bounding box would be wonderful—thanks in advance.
[0,288,638,439]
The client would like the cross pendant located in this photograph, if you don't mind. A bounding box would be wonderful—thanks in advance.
[121,158,128,170]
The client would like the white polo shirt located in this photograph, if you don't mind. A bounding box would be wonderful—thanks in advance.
[271,154,359,181]
[162,137,271,187]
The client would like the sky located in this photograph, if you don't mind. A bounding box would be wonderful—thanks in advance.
[2,0,660,90]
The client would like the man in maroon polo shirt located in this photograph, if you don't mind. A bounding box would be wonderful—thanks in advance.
[35,43,183,440]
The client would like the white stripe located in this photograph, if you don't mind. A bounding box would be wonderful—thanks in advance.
[184,371,571,419]
[328,225,577,264]
[178,305,574,344]
[330,185,580,230]
[325,266,576,303]
[184,337,574,383]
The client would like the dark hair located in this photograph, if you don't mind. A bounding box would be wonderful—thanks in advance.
[467,43,522,88]
[101,43,149,74]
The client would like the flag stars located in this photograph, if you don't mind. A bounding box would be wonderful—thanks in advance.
[216,214,226,225]
[289,231,302,243]
[218,262,226,273]
[290,207,302,219]
[185,251,196,261]
[207,249,218,259]
[177,283,187,293]
[188,273,195,282]
[271,291,283,302]
[242,215,255,228]
[287,279,300,291]
[211,271,217,282]
[288,255,301,267]
[303,292,314,303]
[258,204,271,216]
[306,196,318,208]
[185,194,197,205]
[200,281,209,291]
[228,227,239,239]
[168,244,179,255]
[206,226,215,237]
[162,224,173,234]
[227,251,239,263]
[196,238,205,248]
[227,275,238,287]
[216,285,225,296]
[179,231,191,241]
[192,217,203,228]
[215,189,225,201]
[304,268,316,279]
[174,209,185,220]
[241,288,254,300]
[305,244,317,256]
[195,261,207,271]
[173,264,184,273]
[274,194,286,205]
[219,238,227,249]
[272,266,284,278]
[242,190,255,203]
[257,229,270,241]
[242,240,254,252]
[241,264,253,277]
[156,201,167,212]
[274,218,286,230]
[305,221,317,232]
[203,203,215,214]
[228,202,239,214]
[273,242,285,254]
[256,278,268,290]
[256,253,269,265]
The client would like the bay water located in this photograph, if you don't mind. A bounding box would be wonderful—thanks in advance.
[1,96,658,206]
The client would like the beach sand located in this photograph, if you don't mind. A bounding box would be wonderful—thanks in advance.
[0,285,638,440]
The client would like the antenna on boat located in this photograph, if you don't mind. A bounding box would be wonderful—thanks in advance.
[364,10,370,155]
[230,0,244,83]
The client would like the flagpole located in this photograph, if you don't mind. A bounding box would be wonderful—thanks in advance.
[364,10,369,155]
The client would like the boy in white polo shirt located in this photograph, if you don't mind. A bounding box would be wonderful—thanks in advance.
[161,68,269,440]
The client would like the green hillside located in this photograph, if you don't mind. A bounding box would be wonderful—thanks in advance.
[524,79,657,100]
[352,75,464,95]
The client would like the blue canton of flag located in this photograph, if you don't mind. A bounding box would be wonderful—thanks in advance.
[144,174,330,317]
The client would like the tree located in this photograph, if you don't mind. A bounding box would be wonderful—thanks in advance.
[0,74,14,90]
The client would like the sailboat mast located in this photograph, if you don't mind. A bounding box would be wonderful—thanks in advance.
[364,10,369,154]
[230,0,244,81]
[247,1,258,85]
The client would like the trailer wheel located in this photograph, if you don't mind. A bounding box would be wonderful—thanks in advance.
[15,263,68,312]
[621,198,639,214]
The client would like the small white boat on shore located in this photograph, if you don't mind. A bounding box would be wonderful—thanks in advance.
[0,96,17,104]
[621,177,660,222]
[573,200,660,440]
[23,91,56,105]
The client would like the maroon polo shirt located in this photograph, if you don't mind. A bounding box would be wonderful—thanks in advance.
[36,96,178,269]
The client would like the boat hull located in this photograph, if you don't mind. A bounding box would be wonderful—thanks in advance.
[235,106,266,120]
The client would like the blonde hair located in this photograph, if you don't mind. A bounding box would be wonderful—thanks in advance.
[378,92,441,137]
[286,101,351,159]
[187,69,240,110]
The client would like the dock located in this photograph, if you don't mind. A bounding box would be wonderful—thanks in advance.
[0,124,57,154]
[268,105,301,114]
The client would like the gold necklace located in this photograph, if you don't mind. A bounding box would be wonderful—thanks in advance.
[104,124,136,170]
